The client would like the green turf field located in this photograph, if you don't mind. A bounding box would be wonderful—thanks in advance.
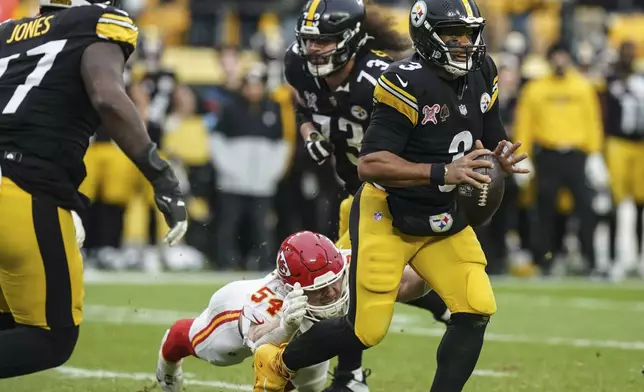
[1,272,643,392]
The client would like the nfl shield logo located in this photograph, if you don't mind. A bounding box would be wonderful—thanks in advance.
[373,211,383,222]
[459,104,468,116]
[429,213,453,233]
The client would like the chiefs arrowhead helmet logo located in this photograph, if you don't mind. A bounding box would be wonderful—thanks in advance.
[276,251,292,277]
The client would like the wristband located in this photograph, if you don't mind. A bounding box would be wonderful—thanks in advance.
[132,142,176,190]
[430,163,446,186]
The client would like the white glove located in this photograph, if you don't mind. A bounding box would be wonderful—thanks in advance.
[280,283,307,334]
[585,153,610,190]
[513,157,534,188]
[71,210,85,248]
[305,132,334,165]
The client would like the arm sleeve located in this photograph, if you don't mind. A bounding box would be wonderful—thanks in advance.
[95,7,138,60]
[360,70,419,156]
[482,56,508,149]
[361,103,415,156]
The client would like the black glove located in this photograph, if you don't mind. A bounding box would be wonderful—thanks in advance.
[305,131,334,165]
[133,143,188,246]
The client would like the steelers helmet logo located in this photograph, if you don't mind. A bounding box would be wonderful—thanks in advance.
[410,1,428,28]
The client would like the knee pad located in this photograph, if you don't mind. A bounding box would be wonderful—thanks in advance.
[465,268,497,316]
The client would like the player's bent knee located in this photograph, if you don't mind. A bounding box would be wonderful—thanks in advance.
[44,325,80,368]
[465,268,497,316]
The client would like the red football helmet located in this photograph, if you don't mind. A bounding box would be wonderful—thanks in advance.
[276,231,349,320]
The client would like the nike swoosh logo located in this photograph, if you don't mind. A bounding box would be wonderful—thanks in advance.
[395,74,408,87]
[251,315,265,325]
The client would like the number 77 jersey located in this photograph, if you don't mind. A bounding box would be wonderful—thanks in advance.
[284,43,392,194]
[0,5,137,206]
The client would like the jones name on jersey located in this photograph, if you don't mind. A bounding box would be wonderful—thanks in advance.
[0,4,137,210]
[284,42,392,194]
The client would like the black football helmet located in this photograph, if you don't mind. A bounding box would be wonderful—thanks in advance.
[40,0,122,9]
[408,0,486,76]
[295,0,368,77]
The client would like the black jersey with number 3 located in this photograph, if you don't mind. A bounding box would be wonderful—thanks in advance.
[284,43,392,194]
[362,53,507,212]
[0,4,138,210]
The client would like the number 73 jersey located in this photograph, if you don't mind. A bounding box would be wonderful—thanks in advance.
[0,5,137,183]
[284,43,392,194]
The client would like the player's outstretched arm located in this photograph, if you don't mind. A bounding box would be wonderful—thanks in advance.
[81,42,187,246]
[82,42,150,158]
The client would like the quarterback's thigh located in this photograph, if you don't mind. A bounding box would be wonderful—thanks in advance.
[606,137,630,203]
[349,184,419,347]
[0,179,83,328]
[410,226,496,316]
[290,360,330,392]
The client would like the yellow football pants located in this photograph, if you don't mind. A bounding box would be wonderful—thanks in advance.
[335,194,354,250]
[606,137,644,204]
[0,177,83,328]
[349,183,496,347]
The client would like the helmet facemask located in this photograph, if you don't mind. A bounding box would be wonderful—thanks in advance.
[284,261,350,322]
[415,19,486,77]
[295,23,365,78]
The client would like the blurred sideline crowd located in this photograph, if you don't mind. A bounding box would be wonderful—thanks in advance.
[2,0,644,280]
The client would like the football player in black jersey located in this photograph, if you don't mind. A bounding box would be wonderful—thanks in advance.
[603,41,644,277]
[0,0,187,378]
[254,1,530,391]
[284,1,451,389]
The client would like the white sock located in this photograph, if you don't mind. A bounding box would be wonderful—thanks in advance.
[351,367,364,382]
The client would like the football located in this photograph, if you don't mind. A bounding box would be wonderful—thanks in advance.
[455,154,505,227]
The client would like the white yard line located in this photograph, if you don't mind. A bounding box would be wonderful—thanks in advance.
[55,366,251,390]
[55,366,514,389]
[498,293,644,312]
[83,305,644,351]
[83,270,644,290]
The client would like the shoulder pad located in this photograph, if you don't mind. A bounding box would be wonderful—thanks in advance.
[283,42,305,86]
[373,65,420,126]
[482,55,500,113]
[93,4,138,59]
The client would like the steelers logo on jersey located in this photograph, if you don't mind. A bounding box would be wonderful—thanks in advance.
[411,1,428,28]
[351,105,368,121]
[480,92,491,113]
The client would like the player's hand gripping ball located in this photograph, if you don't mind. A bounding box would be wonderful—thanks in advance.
[456,154,505,227]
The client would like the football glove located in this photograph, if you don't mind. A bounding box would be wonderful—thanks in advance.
[512,157,534,188]
[305,131,334,165]
[71,210,85,248]
[133,143,188,246]
[281,283,307,333]
[585,152,610,190]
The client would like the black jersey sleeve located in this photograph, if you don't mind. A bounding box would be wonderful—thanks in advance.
[481,55,508,149]
[361,103,415,156]
[283,43,314,126]
[361,69,419,155]
[93,5,138,60]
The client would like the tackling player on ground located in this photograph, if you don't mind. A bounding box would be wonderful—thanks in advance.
[0,0,187,377]
[254,0,530,391]
[155,231,429,392]
[284,1,450,389]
